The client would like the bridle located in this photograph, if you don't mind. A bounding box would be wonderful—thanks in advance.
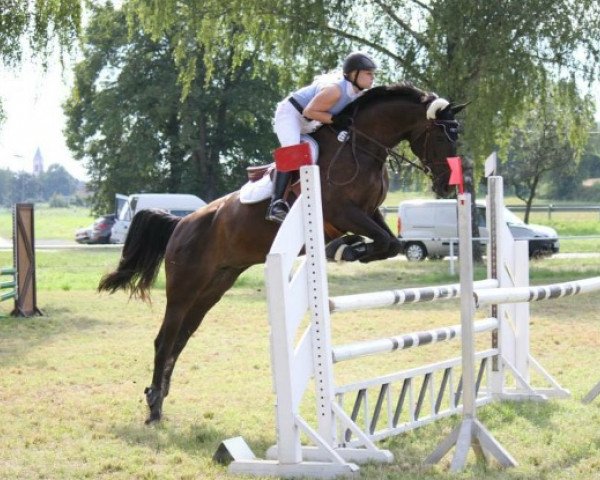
[325,116,459,186]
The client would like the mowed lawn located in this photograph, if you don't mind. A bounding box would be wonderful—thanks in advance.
[1,249,600,479]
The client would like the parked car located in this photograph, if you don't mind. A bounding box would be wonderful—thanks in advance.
[397,199,559,261]
[75,214,116,244]
[110,193,206,244]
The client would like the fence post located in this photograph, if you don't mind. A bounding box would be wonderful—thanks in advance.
[12,203,42,317]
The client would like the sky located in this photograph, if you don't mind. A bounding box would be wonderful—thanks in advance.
[0,56,87,181]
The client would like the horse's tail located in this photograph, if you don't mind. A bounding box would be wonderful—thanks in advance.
[98,209,181,301]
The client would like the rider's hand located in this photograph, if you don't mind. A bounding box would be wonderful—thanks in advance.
[331,114,352,131]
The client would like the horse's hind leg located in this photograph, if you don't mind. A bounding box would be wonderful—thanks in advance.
[145,267,245,423]
[145,302,187,423]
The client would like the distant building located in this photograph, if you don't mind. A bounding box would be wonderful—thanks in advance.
[32,147,44,176]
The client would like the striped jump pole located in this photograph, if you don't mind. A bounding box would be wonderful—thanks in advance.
[472,275,600,405]
[474,277,600,307]
[329,279,499,313]
[332,317,498,363]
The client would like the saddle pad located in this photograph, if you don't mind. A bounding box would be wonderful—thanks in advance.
[238,135,319,205]
[239,173,273,204]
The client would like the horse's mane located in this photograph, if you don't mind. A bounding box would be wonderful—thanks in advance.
[341,82,436,115]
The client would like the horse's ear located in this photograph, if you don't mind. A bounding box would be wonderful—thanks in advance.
[450,102,470,115]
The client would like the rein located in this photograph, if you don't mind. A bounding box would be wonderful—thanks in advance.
[325,120,448,186]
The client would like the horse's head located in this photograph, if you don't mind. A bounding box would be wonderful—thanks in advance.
[409,98,467,198]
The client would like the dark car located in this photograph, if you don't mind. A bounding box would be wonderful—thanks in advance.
[508,223,560,258]
[75,214,116,244]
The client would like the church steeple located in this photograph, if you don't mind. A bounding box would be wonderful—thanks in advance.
[33,147,44,176]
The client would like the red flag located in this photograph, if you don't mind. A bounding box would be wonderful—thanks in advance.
[447,156,464,194]
[273,143,313,172]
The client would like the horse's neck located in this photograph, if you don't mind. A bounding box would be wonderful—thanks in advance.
[356,101,424,148]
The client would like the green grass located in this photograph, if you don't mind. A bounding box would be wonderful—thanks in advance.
[0,205,94,240]
[1,251,600,479]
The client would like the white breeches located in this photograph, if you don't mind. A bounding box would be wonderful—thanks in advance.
[273,100,322,147]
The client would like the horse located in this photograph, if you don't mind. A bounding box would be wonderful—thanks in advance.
[98,83,465,423]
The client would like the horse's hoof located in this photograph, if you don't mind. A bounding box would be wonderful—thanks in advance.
[326,235,365,262]
[144,385,164,423]
[145,411,162,424]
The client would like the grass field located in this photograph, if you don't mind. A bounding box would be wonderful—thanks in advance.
[0,205,93,240]
[1,249,600,479]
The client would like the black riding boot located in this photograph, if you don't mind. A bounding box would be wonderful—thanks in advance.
[266,171,292,223]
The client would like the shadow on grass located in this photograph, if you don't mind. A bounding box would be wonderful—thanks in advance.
[0,305,106,367]
[113,420,273,462]
[373,400,564,477]
[478,400,562,429]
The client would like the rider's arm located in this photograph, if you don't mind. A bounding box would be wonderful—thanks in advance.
[302,84,342,123]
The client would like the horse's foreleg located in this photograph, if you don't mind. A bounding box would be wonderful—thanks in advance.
[368,208,402,260]
[328,205,400,263]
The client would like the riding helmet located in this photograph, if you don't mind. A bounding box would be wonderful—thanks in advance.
[342,52,377,74]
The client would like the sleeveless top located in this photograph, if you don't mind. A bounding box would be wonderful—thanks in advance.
[290,77,360,116]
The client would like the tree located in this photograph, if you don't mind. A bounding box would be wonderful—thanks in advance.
[64,3,281,213]
[128,0,600,262]
[128,0,600,172]
[40,164,78,198]
[503,81,594,222]
[544,123,600,201]
[0,169,13,206]
[0,0,82,126]
[10,171,41,204]
[0,0,81,66]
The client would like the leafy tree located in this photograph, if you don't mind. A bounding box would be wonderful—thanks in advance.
[0,0,82,125]
[40,163,79,198]
[0,168,13,206]
[546,124,600,200]
[503,81,594,222]
[127,1,600,263]
[64,3,281,213]
[10,172,41,204]
[0,165,78,206]
[128,0,600,171]
[0,0,81,66]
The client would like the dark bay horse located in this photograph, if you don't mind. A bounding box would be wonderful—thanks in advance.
[99,83,465,423]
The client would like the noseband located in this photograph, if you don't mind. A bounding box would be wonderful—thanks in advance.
[410,119,459,179]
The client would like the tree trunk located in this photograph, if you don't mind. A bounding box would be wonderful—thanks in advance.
[524,175,540,224]
[193,115,219,201]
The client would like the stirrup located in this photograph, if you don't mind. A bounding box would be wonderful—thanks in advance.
[266,199,289,223]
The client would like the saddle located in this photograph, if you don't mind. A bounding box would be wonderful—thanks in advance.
[245,163,301,203]
[245,163,343,241]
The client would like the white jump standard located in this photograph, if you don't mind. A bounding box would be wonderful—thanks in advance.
[424,189,516,470]
[217,165,600,477]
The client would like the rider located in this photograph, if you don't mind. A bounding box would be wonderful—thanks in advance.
[266,51,377,223]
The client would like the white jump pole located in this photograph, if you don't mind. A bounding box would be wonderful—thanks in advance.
[332,317,499,363]
[425,159,517,471]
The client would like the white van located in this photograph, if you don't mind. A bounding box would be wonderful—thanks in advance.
[397,199,559,261]
[110,193,206,244]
